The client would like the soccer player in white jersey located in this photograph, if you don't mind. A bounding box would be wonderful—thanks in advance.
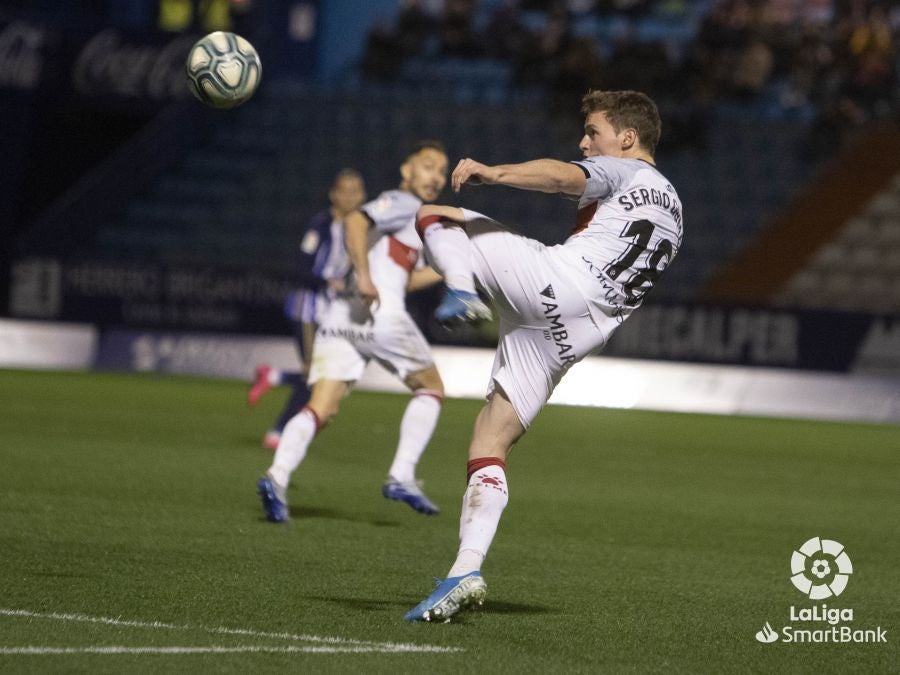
[405,90,683,621]
[257,141,449,522]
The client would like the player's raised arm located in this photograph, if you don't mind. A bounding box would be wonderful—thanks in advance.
[452,158,586,198]
[344,209,379,307]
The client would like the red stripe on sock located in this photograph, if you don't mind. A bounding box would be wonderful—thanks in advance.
[467,457,506,481]
[414,389,444,403]
[301,406,322,433]
[415,214,443,240]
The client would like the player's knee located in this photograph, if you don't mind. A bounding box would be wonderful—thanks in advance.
[406,367,444,397]
[309,403,337,428]
[306,397,341,428]
[306,379,349,428]
[415,381,444,399]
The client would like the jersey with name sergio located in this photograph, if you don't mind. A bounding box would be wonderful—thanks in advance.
[360,189,424,313]
[551,155,684,325]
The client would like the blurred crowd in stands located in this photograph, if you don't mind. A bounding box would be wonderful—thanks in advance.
[361,0,898,155]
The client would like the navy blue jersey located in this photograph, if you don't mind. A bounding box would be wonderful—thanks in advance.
[284,210,350,323]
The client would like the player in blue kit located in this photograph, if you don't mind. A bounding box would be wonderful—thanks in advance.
[248,169,366,450]
[406,90,684,621]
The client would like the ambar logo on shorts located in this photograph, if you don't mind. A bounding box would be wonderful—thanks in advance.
[754,537,888,645]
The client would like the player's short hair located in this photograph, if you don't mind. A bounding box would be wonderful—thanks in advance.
[332,168,363,186]
[581,90,661,156]
[405,139,447,160]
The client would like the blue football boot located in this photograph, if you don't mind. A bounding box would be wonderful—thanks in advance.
[257,474,289,523]
[404,572,487,622]
[434,288,492,327]
[382,479,440,515]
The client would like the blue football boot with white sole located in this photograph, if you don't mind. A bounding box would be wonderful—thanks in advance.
[404,572,487,622]
[435,288,492,327]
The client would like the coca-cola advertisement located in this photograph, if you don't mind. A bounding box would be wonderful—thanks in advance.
[0,17,199,104]
[0,17,199,296]
[71,28,197,101]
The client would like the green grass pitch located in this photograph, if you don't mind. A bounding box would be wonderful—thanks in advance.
[0,369,897,673]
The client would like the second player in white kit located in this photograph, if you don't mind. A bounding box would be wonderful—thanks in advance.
[257,142,450,522]
[310,189,436,385]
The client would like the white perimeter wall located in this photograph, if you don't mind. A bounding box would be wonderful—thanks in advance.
[0,319,97,369]
[1,319,898,425]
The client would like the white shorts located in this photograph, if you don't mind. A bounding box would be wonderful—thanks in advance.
[308,296,434,384]
[463,214,622,428]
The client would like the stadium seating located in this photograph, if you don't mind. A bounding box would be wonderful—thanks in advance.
[84,83,817,303]
[774,172,900,314]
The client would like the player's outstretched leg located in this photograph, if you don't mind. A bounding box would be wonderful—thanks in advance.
[404,572,487,622]
[417,208,492,327]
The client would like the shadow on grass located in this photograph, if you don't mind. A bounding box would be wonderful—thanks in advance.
[306,595,555,615]
[484,600,555,615]
[304,596,412,611]
[286,505,400,528]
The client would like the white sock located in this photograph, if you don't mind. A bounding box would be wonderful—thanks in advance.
[388,391,442,483]
[448,549,484,577]
[447,463,508,577]
[268,408,318,488]
[268,368,282,386]
[422,221,476,293]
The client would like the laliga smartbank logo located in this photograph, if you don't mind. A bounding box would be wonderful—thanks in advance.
[790,536,852,599]
[754,537,887,645]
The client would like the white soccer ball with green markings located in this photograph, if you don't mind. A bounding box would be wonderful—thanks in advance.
[185,31,261,109]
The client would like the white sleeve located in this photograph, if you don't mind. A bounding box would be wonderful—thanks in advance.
[571,156,630,204]
[361,191,420,234]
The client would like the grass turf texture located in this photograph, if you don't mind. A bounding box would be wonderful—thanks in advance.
[0,369,897,674]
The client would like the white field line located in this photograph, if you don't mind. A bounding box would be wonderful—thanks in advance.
[0,646,438,655]
[0,608,461,655]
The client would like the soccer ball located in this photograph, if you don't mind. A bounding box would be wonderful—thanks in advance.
[185,31,261,109]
